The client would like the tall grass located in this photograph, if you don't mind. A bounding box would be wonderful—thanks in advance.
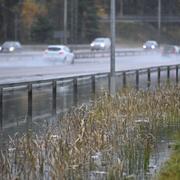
[0,85,180,180]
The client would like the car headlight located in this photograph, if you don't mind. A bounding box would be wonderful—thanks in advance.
[9,47,15,52]
[151,45,155,49]
[100,43,105,47]
[0,47,2,51]
[143,45,146,48]
[90,43,94,47]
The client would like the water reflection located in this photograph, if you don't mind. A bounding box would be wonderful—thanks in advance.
[1,67,177,136]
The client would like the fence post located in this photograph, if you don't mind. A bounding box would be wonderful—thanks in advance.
[52,80,57,117]
[91,75,96,96]
[158,67,161,86]
[123,72,126,88]
[108,73,111,93]
[0,88,3,132]
[147,68,151,89]
[108,73,116,95]
[27,83,32,130]
[73,78,78,106]
[176,65,179,84]
[167,66,170,82]
[136,70,139,90]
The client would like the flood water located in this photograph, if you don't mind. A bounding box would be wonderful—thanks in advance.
[1,67,178,135]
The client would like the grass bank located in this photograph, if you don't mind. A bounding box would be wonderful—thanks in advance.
[154,133,180,180]
[0,85,180,179]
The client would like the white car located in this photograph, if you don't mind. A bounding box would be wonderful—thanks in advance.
[90,37,111,51]
[44,45,75,64]
[142,40,159,51]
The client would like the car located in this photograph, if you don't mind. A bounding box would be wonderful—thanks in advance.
[90,37,111,51]
[0,41,22,53]
[44,45,75,64]
[161,45,180,57]
[142,40,159,51]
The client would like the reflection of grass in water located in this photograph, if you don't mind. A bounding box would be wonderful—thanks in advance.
[0,85,180,179]
[155,133,180,180]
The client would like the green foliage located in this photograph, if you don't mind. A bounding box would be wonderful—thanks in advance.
[2,1,180,45]
[155,133,180,180]
[78,0,100,42]
[31,15,53,43]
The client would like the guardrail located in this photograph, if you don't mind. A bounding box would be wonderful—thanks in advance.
[0,64,179,132]
[101,15,180,23]
[22,44,90,51]
[75,50,146,59]
[0,49,147,60]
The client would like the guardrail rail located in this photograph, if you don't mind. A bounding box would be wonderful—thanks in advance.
[0,64,179,132]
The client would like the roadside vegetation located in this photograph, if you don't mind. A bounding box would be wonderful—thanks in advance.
[0,85,180,179]
[1,0,180,44]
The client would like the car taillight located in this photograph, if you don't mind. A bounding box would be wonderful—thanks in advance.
[173,48,176,54]
[59,51,64,55]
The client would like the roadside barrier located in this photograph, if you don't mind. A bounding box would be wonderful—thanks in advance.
[0,64,179,131]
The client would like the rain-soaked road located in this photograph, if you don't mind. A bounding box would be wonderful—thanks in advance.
[0,52,180,84]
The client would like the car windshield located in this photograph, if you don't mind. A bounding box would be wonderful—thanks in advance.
[145,41,156,45]
[48,47,61,51]
[164,46,175,52]
[94,38,106,42]
[2,42,16,48]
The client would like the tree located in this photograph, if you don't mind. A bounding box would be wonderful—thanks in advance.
[78,0,100,43]
[119,0,124,16]
[0,0,19,41]
[20,0,47,41]
[2,0,180,43]
[31,15,53,42]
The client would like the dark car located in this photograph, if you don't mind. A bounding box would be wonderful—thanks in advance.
[0,41,22,53]
[162,45,180,57]
[143,40,159,51]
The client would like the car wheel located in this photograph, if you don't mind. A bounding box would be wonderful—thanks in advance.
[64,56,74,64]
[63,56,67,63]
[71,57,75,64]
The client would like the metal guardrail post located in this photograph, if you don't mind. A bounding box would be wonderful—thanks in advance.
[27,83,32,130]
[147,68,151,88]
[123,72,126,88]
[108,73,111,93]
[176,65,179,84]
[136,70,139,90]
[52,80,57,117]
[167,66,170,82]
[158,67,161,86]
[91,75,96,95]
[73,78,78,106]
[0,88,3,132]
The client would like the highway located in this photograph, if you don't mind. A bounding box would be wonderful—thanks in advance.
[0,50,180,84]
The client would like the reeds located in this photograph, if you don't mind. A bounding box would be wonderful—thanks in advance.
[1,85,180,180]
